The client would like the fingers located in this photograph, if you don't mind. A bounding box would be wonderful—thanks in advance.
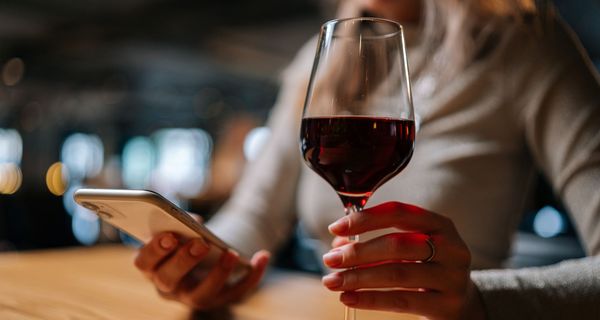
[322,263,454,292]
[323,233,434,268]
[331,236,350,248]
[134,232,179,277]
[216,250,271,304]
[328,202,451,236]
[339,290,456,319]
[181,250,239,309]
[322,202,474,319]
[152,238,211,293]
[135,232,270,311]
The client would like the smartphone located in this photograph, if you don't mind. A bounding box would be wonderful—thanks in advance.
[73,188,250,280]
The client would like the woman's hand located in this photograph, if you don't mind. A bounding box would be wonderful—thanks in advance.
[322,202,486,320]
[134,232,270,310]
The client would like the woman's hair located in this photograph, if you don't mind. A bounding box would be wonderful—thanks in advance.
[331,0,554,93]
[419,0,553,75]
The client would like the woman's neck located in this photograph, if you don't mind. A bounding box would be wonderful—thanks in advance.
[364,0,423,25]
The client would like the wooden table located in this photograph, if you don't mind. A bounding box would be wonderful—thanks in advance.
[0,245,421,319]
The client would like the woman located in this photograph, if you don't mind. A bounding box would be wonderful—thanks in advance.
[133,0,600,318]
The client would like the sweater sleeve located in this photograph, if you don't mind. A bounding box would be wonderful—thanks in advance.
[521,25,600,257]
[472,20,600,319]
[471,256,600,319]
[205,38,316,257]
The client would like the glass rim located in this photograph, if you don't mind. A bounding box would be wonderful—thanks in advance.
[322,17,404,40]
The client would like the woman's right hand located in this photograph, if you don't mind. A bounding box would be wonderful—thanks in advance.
[134,232,270,310]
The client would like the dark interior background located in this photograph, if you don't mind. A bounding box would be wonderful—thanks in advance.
[0,0,598,271]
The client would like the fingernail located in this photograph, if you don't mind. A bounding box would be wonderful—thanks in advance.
[341,292,358,305]
[323,250,343,267]
[322,273,343,289]
[328,217,349,234]
[189,239,208,257]
[160,235,177,250]
[221,250,238,269]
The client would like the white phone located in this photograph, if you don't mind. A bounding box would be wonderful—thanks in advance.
[73,188,250,279]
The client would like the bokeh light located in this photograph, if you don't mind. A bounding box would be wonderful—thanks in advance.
[2,57,25,86]
[153,128,212,198]
[122,136,156,189]
[61,133,104,181]
[243,126,270,161]
[46,162,69,196]
[72,206,100,246]
[62,183,82,216]
[0,129,23,164]
[0,163,23,195]
[0,129,23,195]
[533,206,565,238]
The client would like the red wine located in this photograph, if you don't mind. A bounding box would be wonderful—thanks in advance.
[300,116,415,208]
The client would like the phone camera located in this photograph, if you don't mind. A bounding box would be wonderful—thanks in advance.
[81,202,99,211]
[97,211,113,219]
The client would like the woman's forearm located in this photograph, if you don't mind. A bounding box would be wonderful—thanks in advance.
[471,256,600,319]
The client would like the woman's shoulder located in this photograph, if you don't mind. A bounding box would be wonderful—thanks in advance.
[500,16,598,77]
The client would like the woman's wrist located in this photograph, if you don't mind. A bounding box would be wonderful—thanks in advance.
[464,279,487,320]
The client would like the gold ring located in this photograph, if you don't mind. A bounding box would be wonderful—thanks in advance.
[422,236,436,263]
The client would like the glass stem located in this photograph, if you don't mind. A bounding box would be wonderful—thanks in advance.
[344,204,361,320]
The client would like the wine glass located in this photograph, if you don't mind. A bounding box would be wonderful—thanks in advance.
[299,17,415,320]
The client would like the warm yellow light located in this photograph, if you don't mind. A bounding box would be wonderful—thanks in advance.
[46,162,69,196]
[10,165,22,195]
[0,163,22,195]
[0,165,6,193]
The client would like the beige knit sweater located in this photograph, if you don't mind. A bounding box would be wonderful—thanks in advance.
[208,16,600,319]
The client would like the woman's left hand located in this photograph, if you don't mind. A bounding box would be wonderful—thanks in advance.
[323,202,486,320]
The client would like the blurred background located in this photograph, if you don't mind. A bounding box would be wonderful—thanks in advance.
[0,0,326,251]
[0,0,598,270]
